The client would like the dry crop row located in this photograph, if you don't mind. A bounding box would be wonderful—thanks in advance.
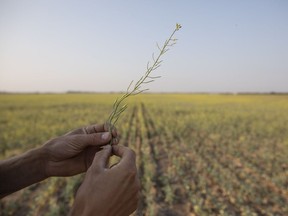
[1,94,287,215]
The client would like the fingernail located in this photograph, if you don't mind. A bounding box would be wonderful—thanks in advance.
[101,132,110,140]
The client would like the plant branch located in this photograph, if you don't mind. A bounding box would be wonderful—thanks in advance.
[107,23,182,130]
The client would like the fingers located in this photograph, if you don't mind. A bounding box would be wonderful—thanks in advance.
[111,145,136,169]
[81,124,119,145]
[104,123,118,138]
[75,132,112,148]
[84,124,106,134]
[66,124,106,136]
[66,123,118,139]
[85,123,117,137]
[84,146,101,170]
[91,145,112,173]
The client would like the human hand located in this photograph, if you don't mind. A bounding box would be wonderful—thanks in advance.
[70,145,140,216]
[42,123,119,177]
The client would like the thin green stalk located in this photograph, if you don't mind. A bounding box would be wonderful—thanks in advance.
[107,23,182,129]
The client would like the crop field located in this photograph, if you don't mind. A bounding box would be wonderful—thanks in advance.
[0,93,287,216]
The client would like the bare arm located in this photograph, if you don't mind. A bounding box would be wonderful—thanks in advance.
[0,123,118,198]
[0,147,47,198]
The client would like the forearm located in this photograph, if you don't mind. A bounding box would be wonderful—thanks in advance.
[0,147,47,198]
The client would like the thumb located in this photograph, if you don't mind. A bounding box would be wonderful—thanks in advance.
[91,145,112,173]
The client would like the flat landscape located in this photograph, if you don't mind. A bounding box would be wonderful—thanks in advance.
[0,93,287,215]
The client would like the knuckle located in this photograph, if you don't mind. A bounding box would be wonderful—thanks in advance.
[83,126,89,134]
[91,133,101,144]
[127,148,136,160]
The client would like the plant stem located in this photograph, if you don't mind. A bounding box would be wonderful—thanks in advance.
[107,23,182,133]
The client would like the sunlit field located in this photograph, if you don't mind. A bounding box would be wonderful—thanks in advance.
[0,93,287,215]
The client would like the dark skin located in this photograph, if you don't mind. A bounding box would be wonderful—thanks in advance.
[0,123,140,215]
[70,145,140,216]
[43,123,119,177]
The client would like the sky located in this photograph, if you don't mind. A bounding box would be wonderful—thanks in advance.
[0,0,288,93]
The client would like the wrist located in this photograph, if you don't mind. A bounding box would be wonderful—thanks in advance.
[30,146,49,179]
[0,146,49,197]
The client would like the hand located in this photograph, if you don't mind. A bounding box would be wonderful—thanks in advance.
[42,123,119,177]
[70,145,140,216]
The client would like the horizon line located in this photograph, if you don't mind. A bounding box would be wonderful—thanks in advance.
[1,91,288,95]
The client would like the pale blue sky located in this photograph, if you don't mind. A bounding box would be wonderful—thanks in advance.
[0,0,287,93]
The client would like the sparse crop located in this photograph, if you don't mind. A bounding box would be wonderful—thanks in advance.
[1,94,288,215]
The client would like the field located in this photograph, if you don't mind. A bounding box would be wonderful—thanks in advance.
[0,93,287,216]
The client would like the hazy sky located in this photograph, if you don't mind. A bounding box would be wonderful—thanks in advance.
[1,0,287,93]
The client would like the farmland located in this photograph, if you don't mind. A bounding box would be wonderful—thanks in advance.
[0,93,287,216]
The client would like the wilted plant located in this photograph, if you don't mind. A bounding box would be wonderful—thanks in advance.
[107,23,182,127]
